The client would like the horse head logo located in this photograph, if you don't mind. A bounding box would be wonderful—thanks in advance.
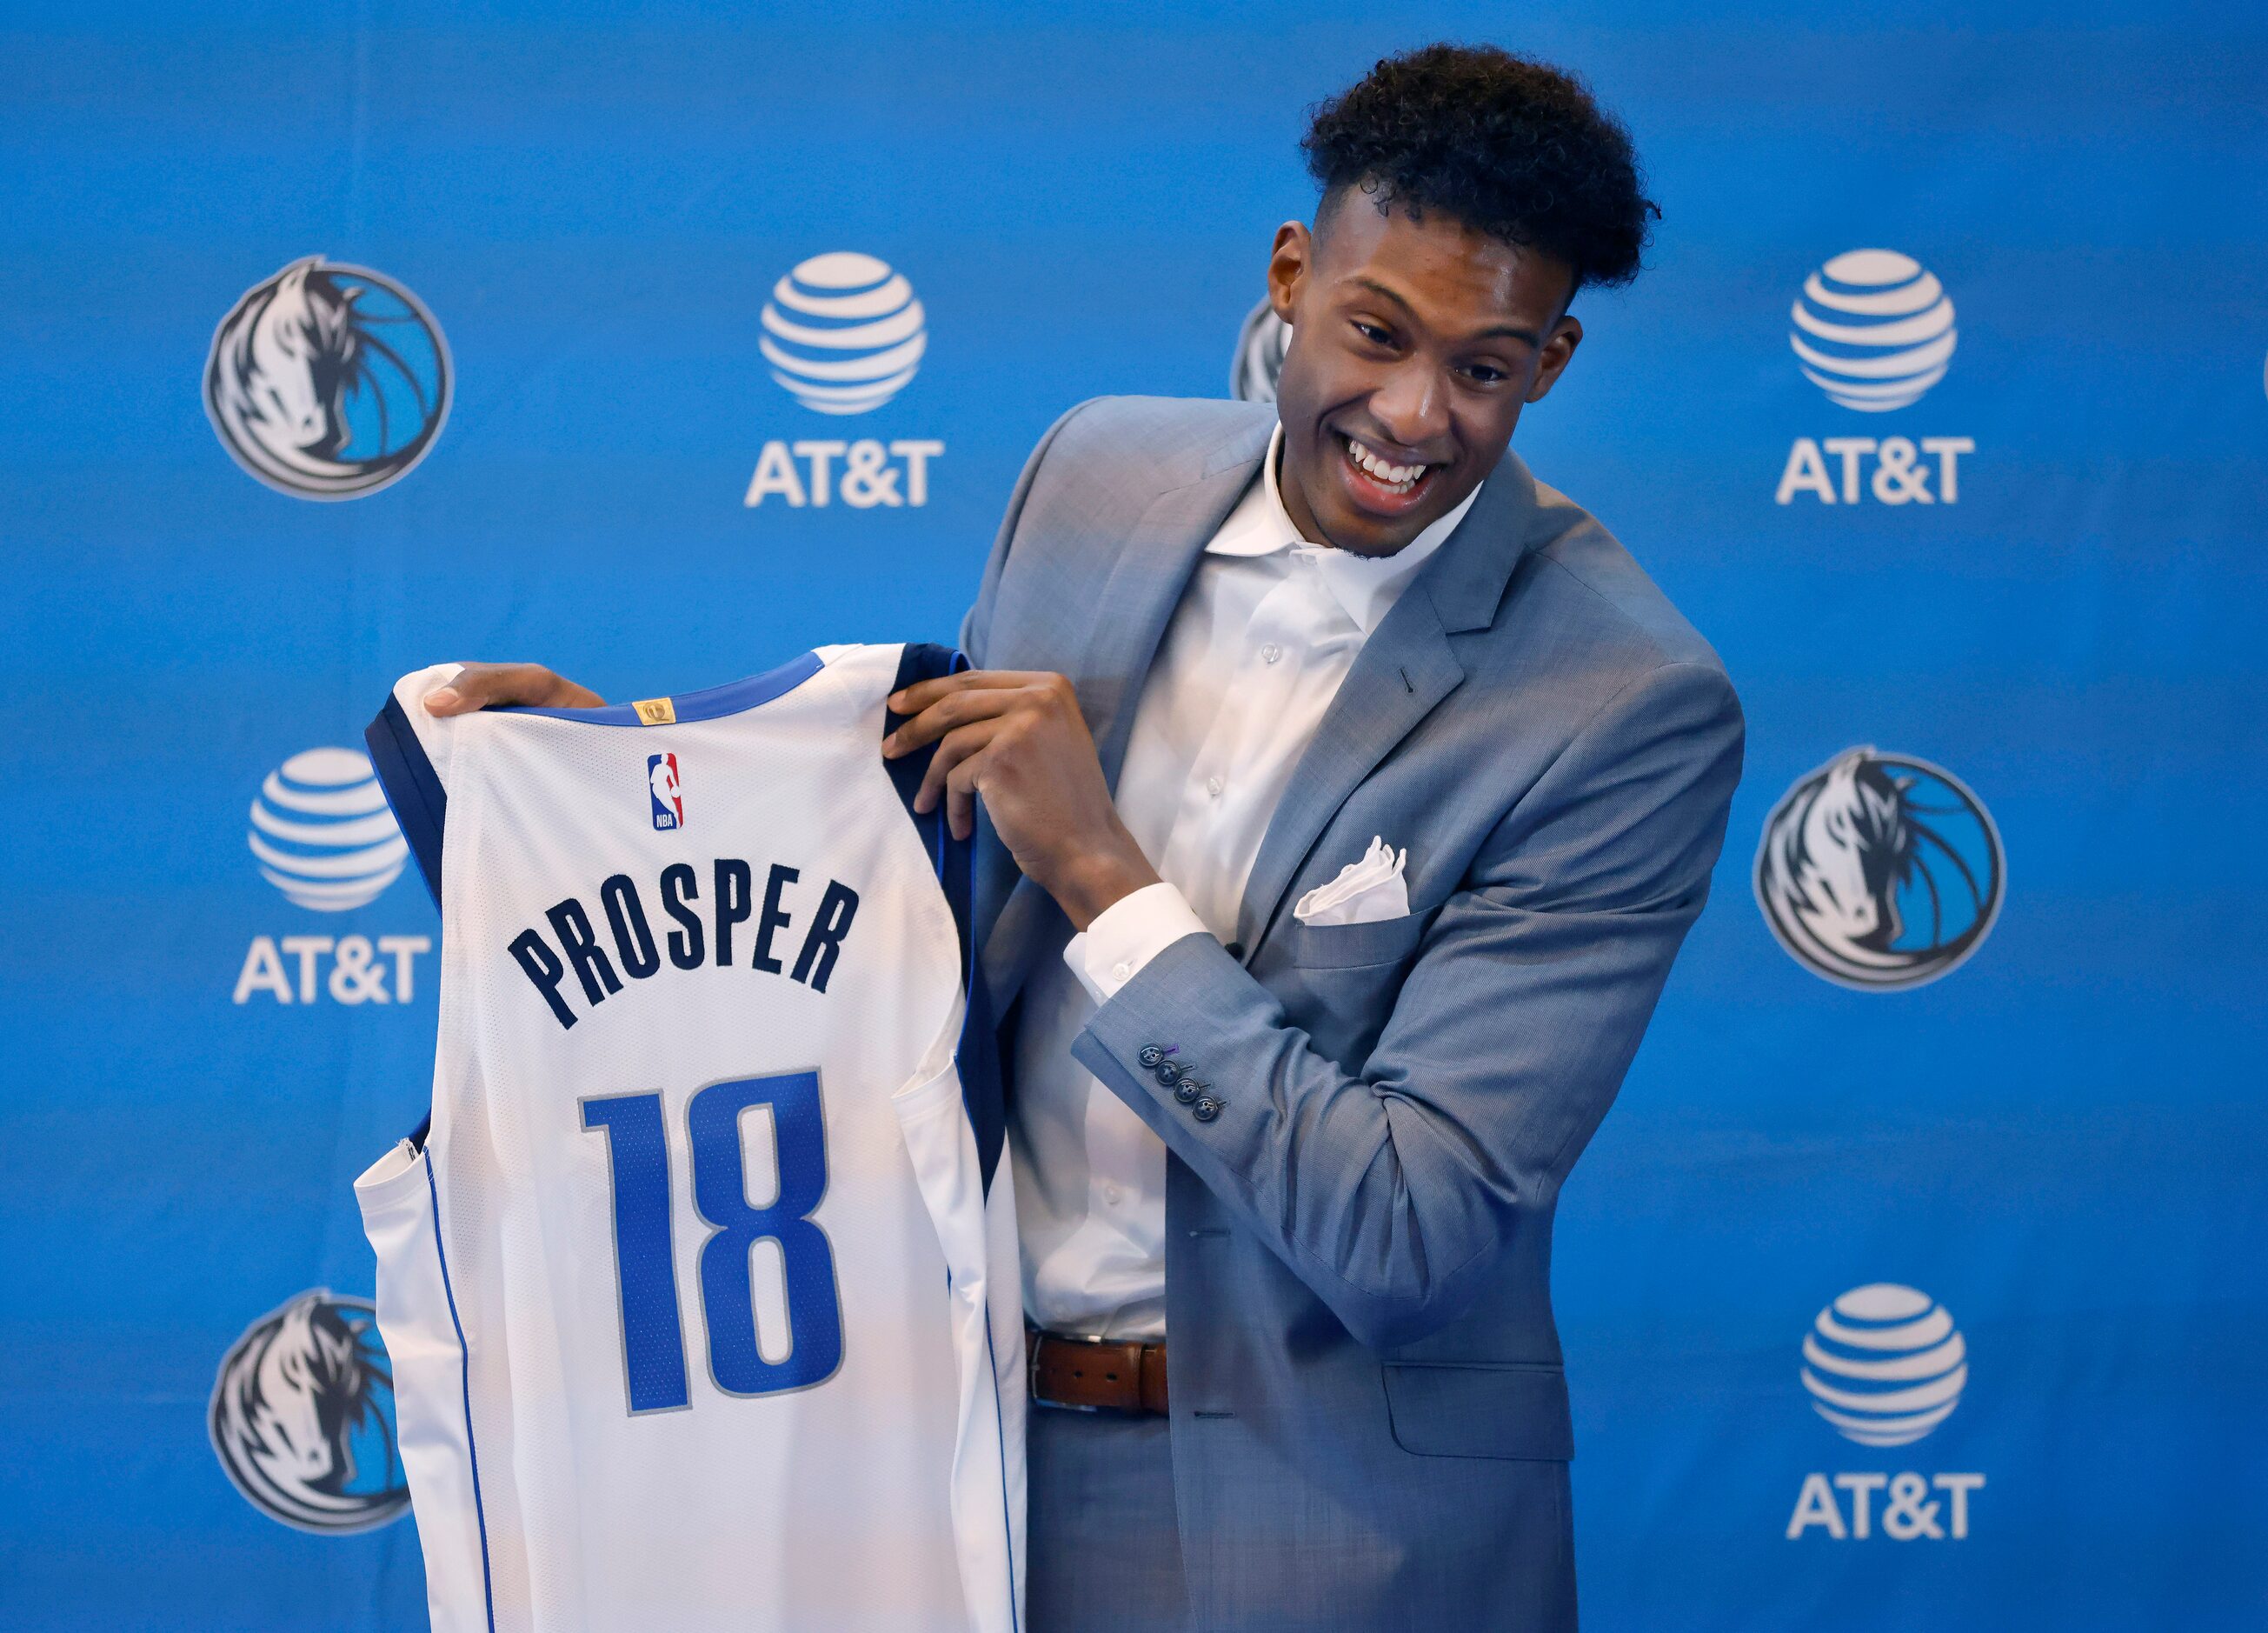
[209,1289,410,1533]
[1229,297,1291,403]
[204,257,450,499]
[1754,747,2004,990]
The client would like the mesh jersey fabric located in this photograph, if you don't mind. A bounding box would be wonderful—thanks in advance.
[353,643,1024,1633]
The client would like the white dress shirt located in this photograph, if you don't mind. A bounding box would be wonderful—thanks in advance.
[1008,424,1483,1338]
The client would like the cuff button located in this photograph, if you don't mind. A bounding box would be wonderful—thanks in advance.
[1193,1096,1223,1123]
[1174,1080,1201,1104]
[1138,1045,1165,1068]
[1154,1062,1184,1087]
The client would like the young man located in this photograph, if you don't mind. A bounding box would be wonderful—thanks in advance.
[436,43,1742,1632]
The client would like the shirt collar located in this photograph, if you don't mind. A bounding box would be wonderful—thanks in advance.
[1205,423,1484,635]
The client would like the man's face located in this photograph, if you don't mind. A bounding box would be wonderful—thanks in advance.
[1267,188,1583,557]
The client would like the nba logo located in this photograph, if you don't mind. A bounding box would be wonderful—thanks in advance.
[647,753,683,830]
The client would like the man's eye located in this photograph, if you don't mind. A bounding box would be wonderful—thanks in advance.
[1351,321,1392,345]
[1463,363,1506,384]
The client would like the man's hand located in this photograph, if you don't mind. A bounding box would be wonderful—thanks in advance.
[883,670,1160,930]
[423,662,604,716]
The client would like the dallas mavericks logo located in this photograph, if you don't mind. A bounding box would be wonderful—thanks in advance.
[1754,747,2004,990]
[1229,297,1290,403]
[209,1289,410,1533]
[205,256,451,499]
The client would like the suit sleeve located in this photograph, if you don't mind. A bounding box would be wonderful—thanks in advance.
[957,398,1102,665]
[1071,659,1746,1350]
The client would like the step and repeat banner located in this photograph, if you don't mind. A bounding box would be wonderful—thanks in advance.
[2,3,2262,1629]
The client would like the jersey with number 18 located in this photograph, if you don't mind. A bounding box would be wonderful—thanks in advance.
[353,643,1023,1633]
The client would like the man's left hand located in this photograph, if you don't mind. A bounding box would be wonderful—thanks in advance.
[884,670,1161,930]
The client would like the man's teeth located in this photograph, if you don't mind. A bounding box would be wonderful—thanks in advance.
[1346,436,1428,492]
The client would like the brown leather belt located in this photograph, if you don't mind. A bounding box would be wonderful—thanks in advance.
[1028,1329,1169,1415]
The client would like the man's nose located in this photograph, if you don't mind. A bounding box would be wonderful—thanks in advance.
[1367,362,1450,450]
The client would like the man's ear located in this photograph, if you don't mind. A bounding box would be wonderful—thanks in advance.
[1526,314,1584,404]
[1267,220,1312,325]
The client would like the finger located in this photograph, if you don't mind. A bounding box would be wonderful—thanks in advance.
[425,663,603,716]
[425,663,513,715]
[547,677,608,708]
[886,684,1028,757]
[914,719,1003,815]
[886,669,1046,718]
[943,747,991,842]
[421,663,491,715]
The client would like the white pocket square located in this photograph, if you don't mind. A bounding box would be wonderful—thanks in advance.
[1293,835,1410,927]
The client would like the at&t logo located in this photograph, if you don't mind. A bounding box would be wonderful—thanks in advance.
[249,747,403,910]
[762,250,925,412]
[1787,1283,1984,1543]
[1801,1283,1965,1443]
[1754,747,2004,990]
[205,256,450,500]
[1774,249,1973,506]
[234,745,429,1006]
[1791,249,1954,410]
[744,252,944,511]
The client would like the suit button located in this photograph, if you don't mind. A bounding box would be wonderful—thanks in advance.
[1193,1096,1222,1123]
[1174,1079,1202,1104]
[1154,1062,1184,1087]
[1138,1045,1165,1069]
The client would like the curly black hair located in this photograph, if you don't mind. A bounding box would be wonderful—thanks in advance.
[1302,43,1658,294]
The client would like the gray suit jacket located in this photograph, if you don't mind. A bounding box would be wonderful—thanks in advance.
[960,397,1744,1631]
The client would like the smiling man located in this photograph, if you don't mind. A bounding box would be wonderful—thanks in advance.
[432,43,1743,1633]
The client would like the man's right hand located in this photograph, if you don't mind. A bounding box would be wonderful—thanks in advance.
[422,663,604,717]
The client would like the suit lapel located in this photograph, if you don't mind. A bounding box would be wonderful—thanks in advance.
[1234,448,1544,955]
[1233,593,1463,954]
[984,415,1272,1007]
[1081,425,1274,790]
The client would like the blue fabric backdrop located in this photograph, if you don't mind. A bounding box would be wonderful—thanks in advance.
[2,2,2262,1627]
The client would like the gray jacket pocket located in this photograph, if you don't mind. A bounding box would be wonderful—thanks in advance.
[1381,1361,1574,1461]
[1283,908,1431,970]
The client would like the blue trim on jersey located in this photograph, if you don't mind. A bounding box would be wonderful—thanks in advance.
[502,650,824,724]
[883,643,1008,1195]
[984,1316,1021,1633]
[362,653,824,909]
[423,1154,497,1633]
[366,694,447,907]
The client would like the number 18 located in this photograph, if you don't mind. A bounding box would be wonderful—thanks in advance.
[581,1071,844,1414]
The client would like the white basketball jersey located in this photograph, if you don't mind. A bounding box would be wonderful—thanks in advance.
[353,643,1024,1633]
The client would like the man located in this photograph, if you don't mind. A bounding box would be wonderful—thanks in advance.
[431,43,1742,1632]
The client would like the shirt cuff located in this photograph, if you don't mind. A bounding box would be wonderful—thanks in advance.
[1062,883,1211,1006]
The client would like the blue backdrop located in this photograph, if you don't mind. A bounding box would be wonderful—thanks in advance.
[3,2,2264,1627]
